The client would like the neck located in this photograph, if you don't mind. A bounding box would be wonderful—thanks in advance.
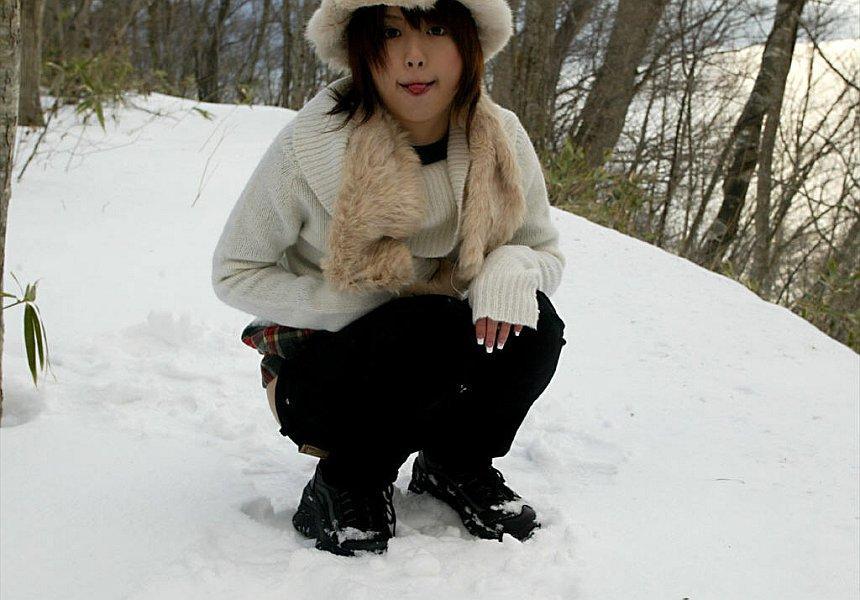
[395,109,452,145]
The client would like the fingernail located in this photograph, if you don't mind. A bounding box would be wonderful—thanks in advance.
[477,337,484,345]
[486,345,493,353]
[498,342,505,350]
[514,330,520,336]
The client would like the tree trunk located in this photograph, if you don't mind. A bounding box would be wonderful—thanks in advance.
[1,0,22,424]
[66,0,93,59]
[657,54,696,247]
[162,0,179,90]
[196,0,230,102]
[542,0,596,145]
[513,0,558,153]
[279,0,292,107]
[696,0,806,271]
[571,0,668,169]
[147,0,163,74]
[750,84,786,297]
[291,0,317,106]
[188,0,214,98]
[18,0,43,126]
[239,0,271,102]
[487,0,520,108]
[491,0,594,154]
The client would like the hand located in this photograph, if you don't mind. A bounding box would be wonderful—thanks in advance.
[475,317,525,353]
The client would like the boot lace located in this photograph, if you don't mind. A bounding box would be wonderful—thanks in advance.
[457,466,518,508]
[334,483,395,535]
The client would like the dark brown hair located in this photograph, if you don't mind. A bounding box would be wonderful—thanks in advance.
[323,0,484,140]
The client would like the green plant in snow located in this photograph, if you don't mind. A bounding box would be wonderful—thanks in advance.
[2,273,52,386]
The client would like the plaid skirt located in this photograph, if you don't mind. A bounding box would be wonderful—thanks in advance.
[241,319,321,389]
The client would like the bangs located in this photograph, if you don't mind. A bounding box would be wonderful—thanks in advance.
[349,3,469,73]
[399,4,454,30]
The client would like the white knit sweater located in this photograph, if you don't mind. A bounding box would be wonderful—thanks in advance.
[211,77,565,332]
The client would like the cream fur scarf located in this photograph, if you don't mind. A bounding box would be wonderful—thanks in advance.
[321,86,527,299]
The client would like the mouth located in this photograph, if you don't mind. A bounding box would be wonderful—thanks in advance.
[399,80,436,95]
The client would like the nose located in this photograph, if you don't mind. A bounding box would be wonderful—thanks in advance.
[403,33,426,68]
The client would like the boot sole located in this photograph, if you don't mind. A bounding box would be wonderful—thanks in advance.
[292,482,390,557]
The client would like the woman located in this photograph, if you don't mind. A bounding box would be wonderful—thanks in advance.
[212,0,567,557]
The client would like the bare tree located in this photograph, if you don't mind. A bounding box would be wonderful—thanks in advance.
[146,0,165,76]
[66,0,94,60]
[571,0,669,169]
[18,0,44,126]
[499,0,558,150]
[486,0,521,106]
[280,0,293,107]
[696,0,806,270]
[196,0,232,102]
[294,0,320,105]
[237,0,272,102]
[1,0,22,422]
[491,0,596,153]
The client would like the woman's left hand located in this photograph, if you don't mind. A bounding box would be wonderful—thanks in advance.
[475,317,524,353]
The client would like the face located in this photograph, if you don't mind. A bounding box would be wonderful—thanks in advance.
[370,7,463,140]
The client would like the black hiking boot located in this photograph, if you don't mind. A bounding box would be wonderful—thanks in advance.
[407,450,540,542]
[292,463,396,556]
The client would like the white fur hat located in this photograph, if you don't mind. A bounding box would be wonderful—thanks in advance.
[305,0,514,75]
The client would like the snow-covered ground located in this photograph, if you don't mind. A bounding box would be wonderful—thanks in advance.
[2,91,858,600]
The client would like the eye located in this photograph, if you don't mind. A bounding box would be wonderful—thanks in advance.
[383,27,400,39]
[428,25,447,36]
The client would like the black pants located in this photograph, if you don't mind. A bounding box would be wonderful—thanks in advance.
[274,290,567,487]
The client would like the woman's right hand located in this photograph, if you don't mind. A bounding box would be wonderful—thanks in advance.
[475,316,524,353]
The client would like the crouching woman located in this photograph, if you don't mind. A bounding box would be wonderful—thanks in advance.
[212,0,567,557]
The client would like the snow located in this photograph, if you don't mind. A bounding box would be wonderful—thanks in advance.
[2,91,858,600]
[490,498,527,515]
[336,526,382,543]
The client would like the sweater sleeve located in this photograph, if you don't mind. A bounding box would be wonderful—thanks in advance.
[466,116,566,330]
[211,127,394,331]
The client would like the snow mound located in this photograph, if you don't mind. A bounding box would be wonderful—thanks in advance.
[2,87,857,599]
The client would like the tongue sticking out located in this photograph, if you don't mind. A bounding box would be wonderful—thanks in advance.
[407,83,431,93]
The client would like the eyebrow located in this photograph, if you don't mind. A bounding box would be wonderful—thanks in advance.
[384,14,403,20]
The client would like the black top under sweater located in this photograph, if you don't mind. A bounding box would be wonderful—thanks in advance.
[411,130,449,165]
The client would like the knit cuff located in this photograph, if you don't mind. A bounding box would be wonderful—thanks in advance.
[468,266,540,330]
